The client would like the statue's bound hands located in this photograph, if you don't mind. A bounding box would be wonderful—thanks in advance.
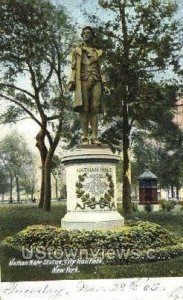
[68,82,76,92]
[103,85,111,95]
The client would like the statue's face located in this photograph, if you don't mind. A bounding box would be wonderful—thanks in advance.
[82,28,93,43]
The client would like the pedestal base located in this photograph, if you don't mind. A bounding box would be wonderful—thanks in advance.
[61,211,124,230]
[61,144,124,231]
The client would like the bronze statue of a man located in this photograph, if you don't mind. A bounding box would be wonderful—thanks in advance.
[68,26,110,144]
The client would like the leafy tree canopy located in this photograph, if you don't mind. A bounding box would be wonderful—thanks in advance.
[0,0,76,210]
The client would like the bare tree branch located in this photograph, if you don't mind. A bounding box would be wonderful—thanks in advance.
[26,61,46,118]
[47,116,63,157]
[128,13,145,46]
[0,93,54,147]
[103,31,122,42]
[52,38,64,95]
[0,83,35,99]
[47,115,60,121]
[0,93,42,127]
[38,63,54,91]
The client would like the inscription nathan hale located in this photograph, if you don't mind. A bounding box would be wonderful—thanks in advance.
[75,167,115,210]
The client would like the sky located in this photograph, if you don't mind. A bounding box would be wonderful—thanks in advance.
[53,0,114,30]
[53,0,99,26]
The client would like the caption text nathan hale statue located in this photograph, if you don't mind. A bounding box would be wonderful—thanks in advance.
[68,26,110,145]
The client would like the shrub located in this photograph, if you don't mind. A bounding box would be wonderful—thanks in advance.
[179,201,183,210]
[131,202,138,212]
[159,199,177,212]
[3,221,183,264]
[166,200,177,212]
[159,199,167,212]
[144,204,152,212]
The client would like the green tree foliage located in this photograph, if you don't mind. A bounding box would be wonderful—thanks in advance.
[132,120,183,192]
[0,0,75,210]
[85,0,182,216]
[0,163,9,202]
[0,131,36,203]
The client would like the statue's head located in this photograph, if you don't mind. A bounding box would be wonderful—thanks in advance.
[81,26,95,42]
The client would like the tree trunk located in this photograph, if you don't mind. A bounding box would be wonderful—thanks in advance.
[31,187,34,202]
[171,186,174,198]
[43,155,52,211]
[36,115,63,211]
[36,128,48,208]
[55,177,58,200]
[16,175,20,203]
[53,174,58,200]
[135,185,138,202]
[43,118,63,211]
[176,187,179,200]
[122,100,131,217]
[119,1,131,217]
[9,174,13,204]
[38,165,45,208]
[2,194,4,203]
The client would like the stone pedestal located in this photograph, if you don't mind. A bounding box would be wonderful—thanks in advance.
[61,144,124,230]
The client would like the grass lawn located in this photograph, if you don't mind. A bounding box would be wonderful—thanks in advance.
[127,211,183,238]
[0,203,183,281]
[0,202,66,242]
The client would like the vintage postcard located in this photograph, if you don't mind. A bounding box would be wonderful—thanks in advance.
[0,0,183,299]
